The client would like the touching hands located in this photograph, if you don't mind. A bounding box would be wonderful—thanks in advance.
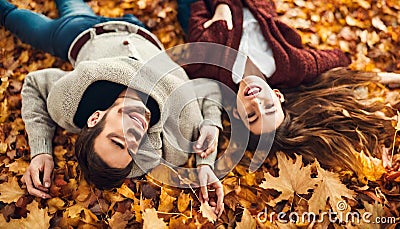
[203,4,233,30]
[21,154,53,199]
[197,164,224,217]
[194,124,219,158]
[378,72,400,88]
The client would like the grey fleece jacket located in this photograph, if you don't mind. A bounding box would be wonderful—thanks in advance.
[21,21,222,177]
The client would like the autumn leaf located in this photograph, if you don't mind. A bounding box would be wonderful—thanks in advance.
[0,176,26,203]
[47,197,66,214]
[142,208,167,229]
[5,157,29,175]
[116,183,136,200]
[355,150,386,182]
[259,152,315,206]
[157,187,176,213]
[308,161,355,215]
[109,212,129,229]
[199,201,217,223]
[1,200,51,229]
[236,209,256,229]
[177,191,191,213]
[23,200,51,229]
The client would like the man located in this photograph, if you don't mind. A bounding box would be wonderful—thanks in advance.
[1,0,224,216]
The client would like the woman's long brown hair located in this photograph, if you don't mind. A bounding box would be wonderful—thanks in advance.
[271,67,396,177]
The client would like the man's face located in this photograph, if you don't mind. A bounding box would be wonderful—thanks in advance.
[236,75,285,135]
[90,89,151,168]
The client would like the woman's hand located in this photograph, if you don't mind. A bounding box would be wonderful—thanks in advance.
[203,4,233,30]
[378,72,400,88]
[197,165,224,217]
[21,154,53,199]
[194,124,219,158]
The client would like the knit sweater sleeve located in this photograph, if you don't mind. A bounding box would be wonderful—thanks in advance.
[194,79,223,168]
[21,68,66,159]
[188,0,230,44]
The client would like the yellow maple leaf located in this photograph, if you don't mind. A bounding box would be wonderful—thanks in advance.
[116,183,135,200]
[308,161,355,216]
[23,200,51,229]
[47,197,67,214]
[236,209,256,229]
[355,150,386,182]
[157,187,176,213]
[5,157,29,175]
[259,152,316,206]
[142,208,167,229]
[177,191,191,213]
[2,200,51,229]
[0,176,25,203]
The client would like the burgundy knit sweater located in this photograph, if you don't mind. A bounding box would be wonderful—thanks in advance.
[184,0,351,92]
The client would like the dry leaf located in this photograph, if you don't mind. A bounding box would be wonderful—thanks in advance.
[355,150,386,182]
[0,176,25,203]
[116,183,136,200]
[236,209,256,229]
[157,187,176,213]
[199,202,217,223]
[47,197,66,214]
[308,161,355,216]
[177,191,191,213]
[5,157,29,175]
[142,208,167,229]
[109,212,129,229]
[259,152,315,206]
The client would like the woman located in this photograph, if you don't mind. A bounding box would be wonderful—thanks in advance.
[1,0,224,216]
[184,0,400,175]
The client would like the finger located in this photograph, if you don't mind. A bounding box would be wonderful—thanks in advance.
[195,133,207,151]
[203,19,213,29]
[200,185,209,203]
[24,175,51,199]
[215,186,225,217]
[31,168,45,190]
[42,162,53,188]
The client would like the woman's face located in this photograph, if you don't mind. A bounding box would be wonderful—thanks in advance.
[236,75,285,135]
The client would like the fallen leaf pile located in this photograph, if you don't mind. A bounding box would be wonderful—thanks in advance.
[0,0,399,228]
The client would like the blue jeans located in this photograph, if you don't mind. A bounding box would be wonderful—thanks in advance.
[177,0,198,33]
[0,0,145,61]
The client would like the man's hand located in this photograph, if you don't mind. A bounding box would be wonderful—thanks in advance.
[194,125,219,158]
[378,72,400,88]
[203,4,233,30]
[198,165,224,217]
[21,154,53,199]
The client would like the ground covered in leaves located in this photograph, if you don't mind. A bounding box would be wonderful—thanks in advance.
[0,0,400,228]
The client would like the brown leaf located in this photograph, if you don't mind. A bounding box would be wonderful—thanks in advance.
[116,183,136,200]
[47,197,66,214]
[177,191,191,213]
[259,152,316,206]
[308,161,355,216]
[157,187,176,213]
[355,150,386,182]
[109,212,129,229]
[0,176,26,203]
[142,208,167,229]
[199,202,217,223]
[236,209,256,229]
